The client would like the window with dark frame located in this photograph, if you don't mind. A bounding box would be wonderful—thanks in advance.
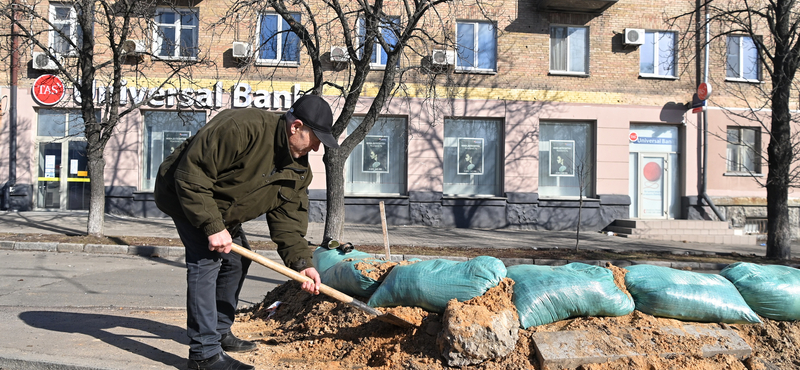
[726,127,760,173]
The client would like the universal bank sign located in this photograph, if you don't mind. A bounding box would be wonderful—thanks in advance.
[32,74,303,109]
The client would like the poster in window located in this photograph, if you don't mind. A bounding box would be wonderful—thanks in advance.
[362,135,389,173]
[457,137,484,175]
[549,140,575,177]
[163,131,191,161]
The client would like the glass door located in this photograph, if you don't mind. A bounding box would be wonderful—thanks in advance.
[37,142,63,209]
[638,153,669,219]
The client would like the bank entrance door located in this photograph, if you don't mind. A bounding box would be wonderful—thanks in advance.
[629,125,680,219]
[35,110,91,211]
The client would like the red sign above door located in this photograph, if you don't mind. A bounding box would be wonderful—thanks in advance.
[32,74,65,106]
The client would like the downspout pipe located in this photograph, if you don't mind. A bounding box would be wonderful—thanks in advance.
[4,0,20,210]
[699,6,725,221]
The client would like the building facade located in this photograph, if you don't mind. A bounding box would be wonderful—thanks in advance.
[1,0,797,235]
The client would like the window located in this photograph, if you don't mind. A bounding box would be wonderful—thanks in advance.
[345,117,407,195]
[358,16,400,68]
[142,111,206,190]
[726,127,760,173]
[444,118,502,196]
[640,31,676,78]
[49,4,82,55]
[727,36,760,81]
[456,21,497,72]
[257,13,300,64]
[36,109,95,210]
[550,26,588,74]
[154,9,199,59]
[539,122,594,198]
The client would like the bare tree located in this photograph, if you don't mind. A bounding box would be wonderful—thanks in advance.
[574,155,592,250]
[669,0,800,259]
[2,0,215,235]
[214,0,491,242]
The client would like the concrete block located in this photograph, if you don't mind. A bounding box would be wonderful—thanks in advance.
[531,325,751,369]
[599,260,633,267]
[166,246,185,258]
[0,241,14,250]
[84,244,128,254]
[128,245,172,257]
[499,258,534,267]
[670,261,700,270]
[534,259,568,266]
[15,242,58,252]
[699,263,729,271]
[630,260,672,267]
[57,243,84,253]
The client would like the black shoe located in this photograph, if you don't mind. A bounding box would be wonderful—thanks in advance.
[187,351,254,370]
[220,332,257,353]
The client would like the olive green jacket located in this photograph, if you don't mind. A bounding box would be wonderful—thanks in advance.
[154,108,314,270]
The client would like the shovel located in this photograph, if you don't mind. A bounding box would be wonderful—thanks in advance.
[230,243,416,328]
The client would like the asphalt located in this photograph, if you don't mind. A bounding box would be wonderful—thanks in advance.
[0,211,794,370]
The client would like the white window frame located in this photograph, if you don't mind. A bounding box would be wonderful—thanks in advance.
[549,25,589,75]
[726,35,761,83]
[255,12,301,66]
[49,3,80,56]
[639,30,678,79]
[726,126,760,174]
[455,20,497,73]
[358,16,400,69]
[153,8,199,60]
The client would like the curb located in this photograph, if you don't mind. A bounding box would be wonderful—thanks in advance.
[4,239,797,269]
[0,239,740,270]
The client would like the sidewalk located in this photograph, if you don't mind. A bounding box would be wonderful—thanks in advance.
[0,211,792,370]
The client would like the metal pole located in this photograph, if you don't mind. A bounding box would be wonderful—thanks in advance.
[4,0,20,210]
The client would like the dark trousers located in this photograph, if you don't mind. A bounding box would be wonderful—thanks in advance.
[174,218,252,360]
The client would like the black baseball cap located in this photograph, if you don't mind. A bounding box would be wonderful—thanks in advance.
[285,95,339,148]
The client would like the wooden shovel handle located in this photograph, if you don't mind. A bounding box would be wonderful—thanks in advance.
[230,243,355,305]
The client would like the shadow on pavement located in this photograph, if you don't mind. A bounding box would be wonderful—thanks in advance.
[19,311,187,368]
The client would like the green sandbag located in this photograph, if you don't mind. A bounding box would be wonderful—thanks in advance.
[319,257,399,298]
[312,247,373,274]
[507,263,634,329]
[625,264,761,324]
[367,256,507,313]
[720,262,800,321]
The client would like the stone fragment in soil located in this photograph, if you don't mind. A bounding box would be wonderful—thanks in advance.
[437,278,519,367]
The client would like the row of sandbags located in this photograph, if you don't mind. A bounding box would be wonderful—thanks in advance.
[312,247,800,329]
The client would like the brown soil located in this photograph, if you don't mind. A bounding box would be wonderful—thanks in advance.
[229,265,800,370]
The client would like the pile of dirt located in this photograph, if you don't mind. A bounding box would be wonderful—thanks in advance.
[232,270,798,370]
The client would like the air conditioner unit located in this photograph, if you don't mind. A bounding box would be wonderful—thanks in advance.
[431,49,455,65]
[232,42,251,58]
[329,45,349,62]
[32,51,60,70]
[624,28,645,46]
[122,39,147,55]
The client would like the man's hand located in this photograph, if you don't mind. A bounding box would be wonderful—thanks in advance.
[299,267,321,295]
[208,229,233,253]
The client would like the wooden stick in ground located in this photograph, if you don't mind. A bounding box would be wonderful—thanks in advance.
[380,201,390,260]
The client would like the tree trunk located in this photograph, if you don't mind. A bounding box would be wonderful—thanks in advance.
[576,196,582,250]
[765,72,794,259]
[322,148,347,243]
[86,140,105,236]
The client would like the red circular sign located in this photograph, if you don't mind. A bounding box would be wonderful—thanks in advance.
[32,74,65,106]
[643,162,662,182]
[698,82,712,100]
[629,132,638,142]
